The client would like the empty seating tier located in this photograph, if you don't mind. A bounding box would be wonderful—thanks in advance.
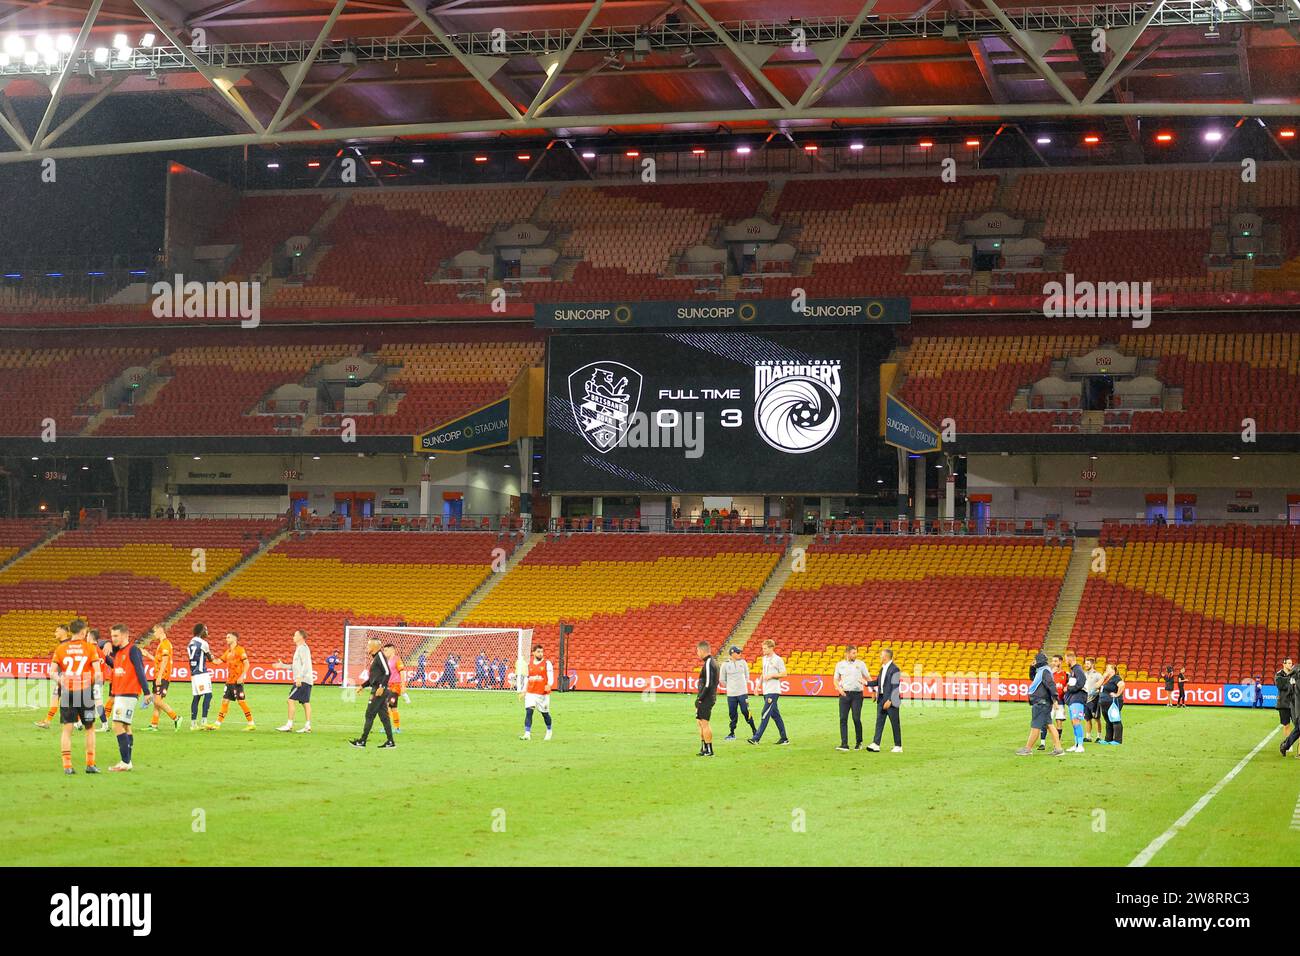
[173,531,503,663]
[746,537,1070,678]
[0,519,279,659]
[465,534,784,671]
[1070,523,1300,683]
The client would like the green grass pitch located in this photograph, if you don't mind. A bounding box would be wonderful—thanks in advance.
[1,681,1296,867]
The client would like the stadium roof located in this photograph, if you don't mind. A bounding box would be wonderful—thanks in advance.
[0,0,1297,163]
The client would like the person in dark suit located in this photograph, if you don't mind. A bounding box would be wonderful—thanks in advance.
[865,648,902,753]
[350,638,395,749]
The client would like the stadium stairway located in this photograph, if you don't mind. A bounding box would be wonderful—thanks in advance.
[161,525,293,630]
[721,533,808,655]
[1042,537,1097,658]
[0,524,61,574]
[441,531,543,627]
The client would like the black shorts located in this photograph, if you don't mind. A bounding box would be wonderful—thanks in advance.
[1030,701,1051,731]
[695,695,716,720]
[59,687,97,727]
[288,683,312,704]
[1281,707,1293,726]
[222,683,246,702]
[153,678,170,698]
[1084,699,1100,719]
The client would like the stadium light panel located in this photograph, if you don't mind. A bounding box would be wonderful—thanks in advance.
[1213,0,1228,10]
[306,161,320,168]
[55,34,73,53]
[22,48,37,65]
[2,35,24,57]
[625,150,640,158]
[1036,136,1052,145]
[1083,134,1101,144]
[691,148,706,155]
[474,155,489,163]
[964,139,979,147]
[92,47,109,63]
[411,157,425,164]
[140,32,155,47]
[582,151,596,159]
[266,162,279,169]
[919,140,934,149]
[1236,0,1251,9]
[735,146,751,155]
[2,273,20,279]
[106,456,113,461]
[1155,132,1174,143]
[45,272,62,277]
[803,144,818,152]
[368,159,382,166]
[516,154,531,161]
[34,34,52,53]
[1204,130,1223,142]
[1279,129,1296,139]
[0,53,8,67]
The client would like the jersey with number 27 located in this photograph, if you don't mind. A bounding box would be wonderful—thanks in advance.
[52,638,102,692]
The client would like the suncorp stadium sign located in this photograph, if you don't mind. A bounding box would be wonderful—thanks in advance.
[413,397,512,453]
[535,298,910,329]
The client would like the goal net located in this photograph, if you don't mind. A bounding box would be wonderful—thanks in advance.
[342,625,532,691]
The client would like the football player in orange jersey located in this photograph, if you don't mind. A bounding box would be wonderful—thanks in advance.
[146,625,181,732]
[106,623,153,772]
[384,646,405,734]
[518,643,554,741]
[50,619,102,774]
[34,623,70,730]
[209,631,255,731]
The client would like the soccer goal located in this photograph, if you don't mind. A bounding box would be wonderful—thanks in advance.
[342,625,532,691]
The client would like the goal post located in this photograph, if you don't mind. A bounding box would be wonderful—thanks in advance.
[342,625,532,691]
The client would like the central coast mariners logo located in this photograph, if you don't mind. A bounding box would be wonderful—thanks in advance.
[569,361,642,453]
[753,358,842,454]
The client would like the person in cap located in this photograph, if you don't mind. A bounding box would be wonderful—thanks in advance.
[719,646,756,741]
[1017,652,1065,756]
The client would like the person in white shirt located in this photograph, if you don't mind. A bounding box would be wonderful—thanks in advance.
[748,639,789,745]
[719,646,757,741]
[833,645,870,751]
[274,630,314,733]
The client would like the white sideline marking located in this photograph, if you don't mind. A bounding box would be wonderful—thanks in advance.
[1129,726,1280,867]
[1290,791,1300,831]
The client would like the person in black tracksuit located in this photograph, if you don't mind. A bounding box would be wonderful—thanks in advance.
[350,639,395,748]
[1277,660,1295,736]
[1278,660,1300,756]
[695,641,718,757]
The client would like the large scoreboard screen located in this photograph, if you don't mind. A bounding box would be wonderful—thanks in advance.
[545,330,859,494]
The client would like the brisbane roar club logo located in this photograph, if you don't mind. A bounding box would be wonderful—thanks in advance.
[753,358,842,454]
[569,361,642,453]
